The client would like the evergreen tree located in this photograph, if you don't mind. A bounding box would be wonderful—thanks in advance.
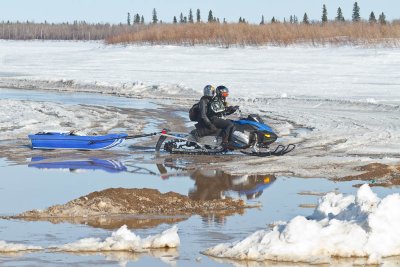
[369,12,377,23]
[336,7,345,22]
[290,15,293,24]
[239,17,242,23]
[189,9,194,23]
[173,16,177,24]
[294,15,298,23]
[208,10,213,23]
[196,9,201,23]
[133,14,140,24]
[140,15,144,24]
[127,12,131,25]
[352,2,361,22]
[152,8,158,24]
[322,4,328,23]
[260,15,265,25]
[378,12,386,24]
[184,16,187,23]
[303,13,310,24]
[180,13,184,23]
[223,18,227,24]
[271,17,276,23]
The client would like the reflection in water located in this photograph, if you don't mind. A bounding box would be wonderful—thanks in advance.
[188,169,276,201]
[28,157,275,203]
[18,214,188,230]
[210,254,400,267]
[101,249,179,267]
[26,156,276,228]
[29,157,127,173]
[28,156,156,175]
[186,170,275,226]
[0,248,179,267]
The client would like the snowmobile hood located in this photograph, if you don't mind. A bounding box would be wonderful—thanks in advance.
[234,119,275,133]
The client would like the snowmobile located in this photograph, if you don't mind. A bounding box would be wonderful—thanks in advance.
[155,114,295,157]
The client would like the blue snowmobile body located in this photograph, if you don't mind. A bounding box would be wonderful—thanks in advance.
[156,114,294,157]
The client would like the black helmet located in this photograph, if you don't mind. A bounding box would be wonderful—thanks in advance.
[216,85,229,98]
[203,85,215,97]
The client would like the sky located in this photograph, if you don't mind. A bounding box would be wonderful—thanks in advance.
[0,0,398,24]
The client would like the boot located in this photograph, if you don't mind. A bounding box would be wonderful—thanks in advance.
[189,129,200,142]
[220,135,230,149]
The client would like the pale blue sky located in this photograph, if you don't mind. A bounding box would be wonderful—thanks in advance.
[1,0,398,24]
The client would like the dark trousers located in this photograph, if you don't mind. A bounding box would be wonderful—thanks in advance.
[195,121,217,137]
[210,116,234,142]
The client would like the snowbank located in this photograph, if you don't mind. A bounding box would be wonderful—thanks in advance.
[204,185,400,264]
[0,241,42,252]
[51,225,180,252]
[0,99,140,140]
[1,41,400,103]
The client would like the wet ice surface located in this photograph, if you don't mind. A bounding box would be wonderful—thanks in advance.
[0,88,159,109]
[0,157,397,266]
[1,41,400,265]
[0,88,157,143]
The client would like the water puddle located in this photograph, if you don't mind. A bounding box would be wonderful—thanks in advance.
[1,156,399,266]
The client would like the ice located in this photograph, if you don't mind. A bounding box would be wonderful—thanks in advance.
[1,41,399,177]
[204,185,400,264]
[0,240,42,252]
[1,41,400,104]
[51,225,180,252]
[0,99,136,140]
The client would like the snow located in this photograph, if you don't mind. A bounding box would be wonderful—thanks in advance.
[1,41,400,103]
[0,240,42,252]
[51,225,180,252]
[204,185,400,264]
[0,41,399,177]
[0,99,141,141]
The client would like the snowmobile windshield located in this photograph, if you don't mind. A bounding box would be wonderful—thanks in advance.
[247,114,264,123]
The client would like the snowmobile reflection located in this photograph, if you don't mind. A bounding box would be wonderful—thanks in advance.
[29,157,157,175]
[188,169,276,201]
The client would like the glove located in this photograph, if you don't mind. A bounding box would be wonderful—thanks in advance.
[226,106,239,115]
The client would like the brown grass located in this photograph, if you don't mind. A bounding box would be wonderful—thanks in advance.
[106,22,400,47]
[2,21,400,47]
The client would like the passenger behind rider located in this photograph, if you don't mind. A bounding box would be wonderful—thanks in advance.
[192,85,217,139]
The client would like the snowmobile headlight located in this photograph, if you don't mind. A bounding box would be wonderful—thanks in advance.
[264,177,270,183]
[264,134,271,138]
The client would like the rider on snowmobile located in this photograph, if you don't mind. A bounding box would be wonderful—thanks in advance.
[207,85,239,146]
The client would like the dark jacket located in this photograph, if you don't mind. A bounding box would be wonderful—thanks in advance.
[198,96,213,127]
[208,96,237,118]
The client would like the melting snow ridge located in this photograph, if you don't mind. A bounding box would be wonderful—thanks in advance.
[204,184,400,264]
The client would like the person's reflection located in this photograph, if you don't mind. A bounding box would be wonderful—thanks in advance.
[188,169,276,201]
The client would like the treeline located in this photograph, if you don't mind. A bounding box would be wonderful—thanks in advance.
[0,1,399,45]
[131,2,391,25]
[0,21,143,40]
